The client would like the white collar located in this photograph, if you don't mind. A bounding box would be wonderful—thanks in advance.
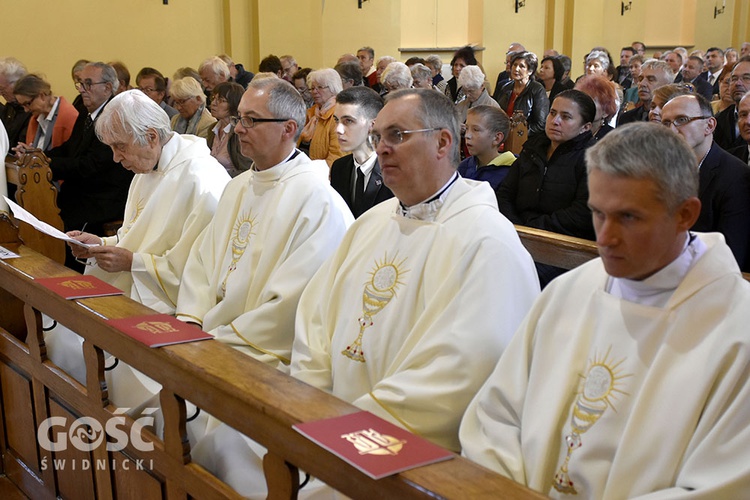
[353,151,377,177]
[398,172,459,221]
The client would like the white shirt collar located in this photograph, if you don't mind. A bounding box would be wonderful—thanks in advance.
[353,151,377,177]
[398,172,459,221]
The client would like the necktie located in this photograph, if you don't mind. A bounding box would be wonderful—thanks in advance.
[353,167,365,217]
[709,74,717,86]
[83,115,94,134]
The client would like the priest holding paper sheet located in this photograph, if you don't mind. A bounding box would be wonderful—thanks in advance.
[46,89,230,384]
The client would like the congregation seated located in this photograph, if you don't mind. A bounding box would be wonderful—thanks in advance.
[538,55,573,103]
[219,53,254,88]
[198,56,231,96]
[207,81,252,177]
[458,105,515,190]
[169,76,215,140]
[424,54,447,93]
[380,61,412,94]
[714,56,750,150]
[135,67,178,119]
[646,83,691,123]
[334,59,363,89]
[574,74,618,140]
[621,53,644,111]
[298,68,344,166]
[728,91,750,164]
[0,57,31,146]
[455,65,499,125]
[109,60,132,95]
[496,89,597,286]
[494,51,549,137]
[12,73,78,153]
[618,59,674,125]
[409,63,434,90]
[443,46,476,104]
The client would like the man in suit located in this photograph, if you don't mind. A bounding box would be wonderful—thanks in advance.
[662,93,750,271]
[729,91,750,165]
[618,60,674,126]
[714,57,750,151]
[330,86,393,218]
[46,62,133,270]
[701,47,725,96]
[681,56,714,101]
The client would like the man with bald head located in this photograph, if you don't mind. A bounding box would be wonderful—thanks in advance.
[662,92,750,271]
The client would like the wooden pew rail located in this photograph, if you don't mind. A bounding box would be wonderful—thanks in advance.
[0,225,543,499]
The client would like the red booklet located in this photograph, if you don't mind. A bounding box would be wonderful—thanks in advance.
[107,314,213,348]
[36,275,124,300]
[293,410,454,480]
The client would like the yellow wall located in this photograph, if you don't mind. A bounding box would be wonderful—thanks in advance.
[1,0,748,107]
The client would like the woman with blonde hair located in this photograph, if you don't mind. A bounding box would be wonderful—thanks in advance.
[169,77,215,139]
[298,68,343,166]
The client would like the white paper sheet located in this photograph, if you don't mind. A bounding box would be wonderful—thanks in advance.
[3,196,98,248]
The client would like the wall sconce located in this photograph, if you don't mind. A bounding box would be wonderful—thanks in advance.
[515,0,526,14]
[358,0,368,8]
[714,0,726,18]
[621,1,632,15]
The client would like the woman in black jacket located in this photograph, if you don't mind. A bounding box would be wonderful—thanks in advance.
[443,46,477,104]
[494,51,550,137]
[538,55,574,104]
[496,89,596,286]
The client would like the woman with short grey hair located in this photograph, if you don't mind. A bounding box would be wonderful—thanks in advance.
[169,77,216,139]
[381,62,413,93]
[298,68,344,166]
[456,65,500,124]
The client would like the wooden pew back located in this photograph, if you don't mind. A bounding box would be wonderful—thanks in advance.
[0,224,544,499]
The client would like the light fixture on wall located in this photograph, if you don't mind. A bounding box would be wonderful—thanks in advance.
[358,0,368,8]
[621,1,632,16]
[714,0,726,18]
[515,0,526,14]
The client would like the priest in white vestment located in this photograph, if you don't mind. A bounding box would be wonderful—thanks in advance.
[292,89,539,460]
[460,122,750,499]
[177,78,353,497]
[49,90,230,386]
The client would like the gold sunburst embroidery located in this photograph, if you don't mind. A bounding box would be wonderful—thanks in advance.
[123,199,145,235]
[341,252,408,363]
[553,347,631,494]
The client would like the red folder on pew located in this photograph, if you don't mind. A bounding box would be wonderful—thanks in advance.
[293,410,454,479]
[36,275,124,300]
[107,314,213,347]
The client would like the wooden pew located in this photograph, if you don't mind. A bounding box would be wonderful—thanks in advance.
[0,224,545,499]
[5,151,65,264]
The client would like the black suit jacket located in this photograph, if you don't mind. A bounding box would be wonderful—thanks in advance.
[728,143,749,164]
[713,105,744,151]
[692,142,750,271]
[46,98,133,232]
[330,154,393,218]
[699,71,721,97]
[617,104,649,126]
[689,77,715,102]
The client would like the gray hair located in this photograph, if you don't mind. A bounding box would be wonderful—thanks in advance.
[458,65,485,89]
[377,56,397,67]
[381,62,413,89]
[0,57,28,84]
[86,62,119,93]
[586,50,610,70]
[410,63,433,86]
[307,68,343,95]
[280,55,297,67]
[248,78,306,140]
[96,89,171,146]
[641,59,675,82]
[199,56,230,80]
[170,77,204,101]
[424,55,443,73]
[586,122,698,212]
[385,88,460,165]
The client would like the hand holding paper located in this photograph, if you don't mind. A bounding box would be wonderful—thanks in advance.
[3,196,99,248]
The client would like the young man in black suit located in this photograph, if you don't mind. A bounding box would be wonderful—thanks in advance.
[330,86,393,218]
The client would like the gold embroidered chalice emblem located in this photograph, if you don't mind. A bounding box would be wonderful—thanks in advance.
[220,214,257,296]
[553,348,630,494]
[342,254,407,362]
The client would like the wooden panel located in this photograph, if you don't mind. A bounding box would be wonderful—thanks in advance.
[0,474,27,500]
[47,399,95,500]
[111,453,163,500]
[0,365,38,470]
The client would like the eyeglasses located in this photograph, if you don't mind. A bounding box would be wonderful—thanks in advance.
[75,80,108,92]
[211,96,228,105]
[369,128,442,148]
[230,115,290,128]
[173,97,196,106]
[661,115,712,128]
[309,85,330,92]
[16,95,37,108]
[137,86,158,93]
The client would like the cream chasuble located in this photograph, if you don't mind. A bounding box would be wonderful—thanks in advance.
[175,151,353,370]
[460,233,750,499]
[292,178,540,452]
[88,133,230,313]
